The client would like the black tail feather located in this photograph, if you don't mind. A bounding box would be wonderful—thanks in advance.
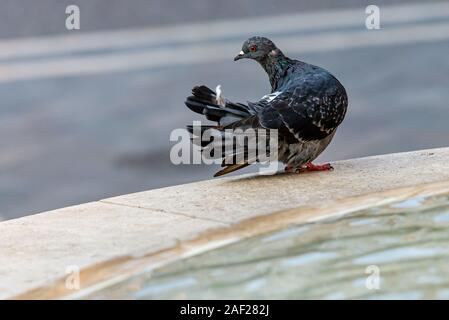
[184,85,257,177]
[185,85,251,124]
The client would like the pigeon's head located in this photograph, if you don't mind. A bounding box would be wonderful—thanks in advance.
[234,36,280,62]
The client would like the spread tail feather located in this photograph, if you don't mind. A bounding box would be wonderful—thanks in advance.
[185,85,251,126]
[213,163,250,177]
[185,85,260,177]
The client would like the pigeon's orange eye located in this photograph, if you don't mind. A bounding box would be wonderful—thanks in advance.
[249,45,257,52]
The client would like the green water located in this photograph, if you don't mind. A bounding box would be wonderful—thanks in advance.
[86,193,449,299]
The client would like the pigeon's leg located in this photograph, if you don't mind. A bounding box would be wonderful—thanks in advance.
[302,162,334,172]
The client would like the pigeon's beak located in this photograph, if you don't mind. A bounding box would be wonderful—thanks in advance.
[234,51,245,61]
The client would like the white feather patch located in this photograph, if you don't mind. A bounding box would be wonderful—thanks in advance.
[261,91,282,103]
[215,84,225,107]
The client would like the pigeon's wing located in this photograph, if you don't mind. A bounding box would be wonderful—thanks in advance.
[184,86,283,177]
[224,111,298,144]
[258,72,348,141]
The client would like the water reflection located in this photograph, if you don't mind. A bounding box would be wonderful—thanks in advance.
[86,193,449,299]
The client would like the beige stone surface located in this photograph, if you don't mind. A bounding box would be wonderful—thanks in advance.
[104,148,449,223]
[0,202,225,299]
[1,147,449,299]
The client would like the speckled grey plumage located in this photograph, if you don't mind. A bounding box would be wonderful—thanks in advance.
[185,36,348,176]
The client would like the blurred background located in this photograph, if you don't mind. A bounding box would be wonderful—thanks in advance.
[1,0,448,220]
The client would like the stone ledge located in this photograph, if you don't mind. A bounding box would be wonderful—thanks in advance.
[2,147,449,299]
[103,147,447,223]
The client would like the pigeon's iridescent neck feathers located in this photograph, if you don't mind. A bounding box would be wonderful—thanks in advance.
[258,50,297,92]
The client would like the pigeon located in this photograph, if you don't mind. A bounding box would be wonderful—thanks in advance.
[185,36,348,177]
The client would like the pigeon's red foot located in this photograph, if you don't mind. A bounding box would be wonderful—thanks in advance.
[302,162,334,172]
[285,162,333,174]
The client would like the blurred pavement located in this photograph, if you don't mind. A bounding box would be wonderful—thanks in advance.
[0,0,417,39]
[1,1,449,219]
